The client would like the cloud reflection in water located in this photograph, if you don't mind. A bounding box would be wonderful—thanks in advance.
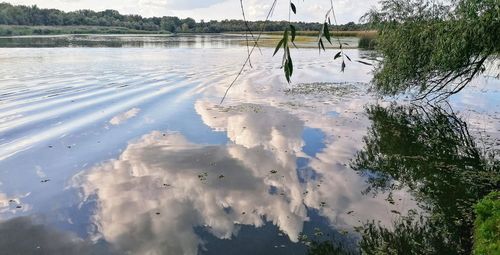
[75,98,413,254]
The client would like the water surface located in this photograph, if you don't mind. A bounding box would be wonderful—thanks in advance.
[0,35,498,254]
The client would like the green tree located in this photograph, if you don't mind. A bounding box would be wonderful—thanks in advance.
[363,0,500,98]
[180,23,190,32]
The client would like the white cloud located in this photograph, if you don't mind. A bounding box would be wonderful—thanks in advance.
[109,108,140,126]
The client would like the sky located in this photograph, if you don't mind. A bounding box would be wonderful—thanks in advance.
[4,0,379,24]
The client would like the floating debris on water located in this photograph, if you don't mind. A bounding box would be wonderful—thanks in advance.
[313,228,324,236]
[198,172,208,181]
[285,82,365,96]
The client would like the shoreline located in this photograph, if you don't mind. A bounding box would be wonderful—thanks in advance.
[0,25,376,37]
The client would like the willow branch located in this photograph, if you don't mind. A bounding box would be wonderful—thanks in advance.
[220,0,278,104]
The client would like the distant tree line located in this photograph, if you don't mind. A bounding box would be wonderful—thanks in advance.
[0,2,369,33]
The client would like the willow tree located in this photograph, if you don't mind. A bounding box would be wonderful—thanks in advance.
[363,0,500,99]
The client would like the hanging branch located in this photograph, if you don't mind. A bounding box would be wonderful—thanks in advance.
[220,0,278,104]
[221,0,374,103]
[239,0,263,69]
[272,0,298,83]
[329,0,347,71]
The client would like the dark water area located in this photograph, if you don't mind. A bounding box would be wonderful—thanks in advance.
[0,35,498,254]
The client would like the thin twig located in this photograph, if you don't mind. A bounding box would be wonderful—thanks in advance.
[329,0,345,60]
[220,0,278,104]
[240,0,262,61]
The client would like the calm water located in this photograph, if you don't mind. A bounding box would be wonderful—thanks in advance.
[0,34,359,49]
[0,35,498,254]
[0,34,247,48]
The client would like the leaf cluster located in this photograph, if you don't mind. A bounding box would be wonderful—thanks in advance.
[363,0,500,98]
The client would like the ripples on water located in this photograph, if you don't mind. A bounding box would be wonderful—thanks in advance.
[0,36,499,254]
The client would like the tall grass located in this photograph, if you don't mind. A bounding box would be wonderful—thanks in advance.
[258,30,377,37]
[358,31,378,49]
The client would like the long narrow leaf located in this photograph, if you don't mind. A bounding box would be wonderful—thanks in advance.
[334,51,342,60]
[283,28,288,46]
[284,60,291,83]
[273,38,284,56]
[319,38,325,52]
[290,24,296,42]
[318,23,324,41]
[287,47,293,77]
[323,22,332,44]
[356,60,373,66]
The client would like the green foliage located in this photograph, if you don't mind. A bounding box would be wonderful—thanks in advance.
[364,0,500,97]
[0,2,370,34]
[0,25,163,36]
[273,26,295,83]
[352,103,500,254]
[269,1,365,83]
[291,2,297,14]
[474,191,500,255]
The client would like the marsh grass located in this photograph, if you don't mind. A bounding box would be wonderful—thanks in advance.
[358,32,378,49]
[239,34,360,49]
[234,30,376,48]
[250,30,377,37]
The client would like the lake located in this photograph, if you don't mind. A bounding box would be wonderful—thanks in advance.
[0,35,498,254]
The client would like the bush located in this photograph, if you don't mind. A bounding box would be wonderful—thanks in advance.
[0,28,13,36]
[474,191,500,255]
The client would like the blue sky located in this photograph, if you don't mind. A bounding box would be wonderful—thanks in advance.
[5,0,378,24]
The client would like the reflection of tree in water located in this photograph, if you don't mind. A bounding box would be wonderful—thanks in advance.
[308,103,499,254]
